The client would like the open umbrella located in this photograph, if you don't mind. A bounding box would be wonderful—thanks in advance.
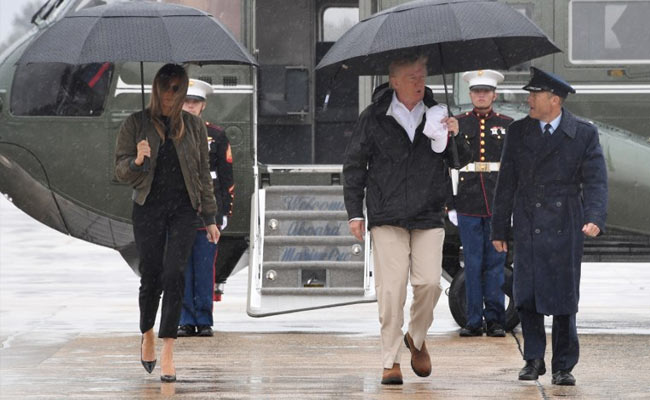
[316,0,559,75]
[16,1,257,169]
[315,0,560,166]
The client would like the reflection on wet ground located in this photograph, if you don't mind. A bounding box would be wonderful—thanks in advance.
[1,332,649,399]
[1,197,649,398]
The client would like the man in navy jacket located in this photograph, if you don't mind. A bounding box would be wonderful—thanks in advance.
[491,67,608,386]
[344,55,471,385]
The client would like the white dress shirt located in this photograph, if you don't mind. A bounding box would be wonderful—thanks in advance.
[386,92,425,142]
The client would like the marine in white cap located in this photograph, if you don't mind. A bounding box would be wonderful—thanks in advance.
[451,70,513,338]
[178,78,234,338]
[182,78,214,115]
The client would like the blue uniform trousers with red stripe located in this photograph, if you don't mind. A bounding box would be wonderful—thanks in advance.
[179,230,217,327]
[458,214,506,329]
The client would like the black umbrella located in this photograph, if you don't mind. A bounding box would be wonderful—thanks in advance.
[16,1,257,169]
[316,0,559,75]
[315,0,560,166]
[17,2,256,66]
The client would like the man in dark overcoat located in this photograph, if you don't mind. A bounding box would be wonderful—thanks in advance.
[491,67,608,386]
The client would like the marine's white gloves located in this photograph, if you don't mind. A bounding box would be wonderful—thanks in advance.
[220,216,228,230]
[423,104,448,153]
[448,209,458,226]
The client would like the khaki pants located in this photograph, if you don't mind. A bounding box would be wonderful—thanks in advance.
[370,225,444,369]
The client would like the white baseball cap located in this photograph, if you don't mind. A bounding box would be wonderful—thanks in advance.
[186,78,213,100]
[462,70,504,90]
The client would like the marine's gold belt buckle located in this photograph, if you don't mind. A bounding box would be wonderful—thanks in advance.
[475,162,490,172]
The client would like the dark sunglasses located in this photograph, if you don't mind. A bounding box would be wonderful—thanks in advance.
[160,83,181,93]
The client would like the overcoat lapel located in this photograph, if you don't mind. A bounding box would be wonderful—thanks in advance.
[523,118,541,154]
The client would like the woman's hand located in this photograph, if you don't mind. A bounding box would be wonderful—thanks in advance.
[134,139,151,166]
[206,224,220,244]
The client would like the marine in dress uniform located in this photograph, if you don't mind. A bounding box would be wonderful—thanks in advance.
[491,67,608,386]
[452,70,512,338]
[178,79,235,337]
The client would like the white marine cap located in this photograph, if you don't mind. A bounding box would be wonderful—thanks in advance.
[462,69,504,90]
[186,78,213,100]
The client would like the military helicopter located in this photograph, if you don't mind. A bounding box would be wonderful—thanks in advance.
[1,0,649,330]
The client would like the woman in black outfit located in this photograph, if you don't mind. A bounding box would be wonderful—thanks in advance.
[115,64,219,382]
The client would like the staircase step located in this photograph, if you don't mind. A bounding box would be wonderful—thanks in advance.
[263,261,364,270]
[263,236,364,263]
[264,236,359,245]
[265,220,349,237]
[265,210,348,219]
[264,186,345,211]
[265,185,344,194]
[260,261,365,289]
[260,287,365,296]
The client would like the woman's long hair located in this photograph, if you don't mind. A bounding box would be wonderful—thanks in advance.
[149,64,189,141]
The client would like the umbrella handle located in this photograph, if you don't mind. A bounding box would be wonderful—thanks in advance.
[438,44,460,169]
[448,135,460,169]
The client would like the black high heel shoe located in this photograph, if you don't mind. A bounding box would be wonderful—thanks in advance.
[140,336,156,374]
[160,350,176,382]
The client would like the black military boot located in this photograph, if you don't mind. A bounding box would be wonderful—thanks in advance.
[486,322,506,337]
[177,325,196,337]
[552,370,576,386]
[519,359,546,380]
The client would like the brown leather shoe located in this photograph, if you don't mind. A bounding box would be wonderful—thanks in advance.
[404,332,432,377]
[381,363,403,385]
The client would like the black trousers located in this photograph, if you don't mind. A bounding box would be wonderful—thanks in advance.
[518,308,579,373]
[132,196,197,338]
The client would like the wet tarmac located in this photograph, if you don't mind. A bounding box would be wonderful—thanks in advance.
[1,197,649,399]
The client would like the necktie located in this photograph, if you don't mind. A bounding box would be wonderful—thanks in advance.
[543,123,552,136]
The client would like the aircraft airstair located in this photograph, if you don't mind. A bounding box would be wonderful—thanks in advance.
[247,166,376,316]
[583,228,650,262]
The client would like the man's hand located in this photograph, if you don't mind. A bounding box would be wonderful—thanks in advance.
[442,116,459,136]
[206,224,220,244]
[492,240,508,253]
[349,219,365,241]
[134,139,151,166]
[582,222,600,237]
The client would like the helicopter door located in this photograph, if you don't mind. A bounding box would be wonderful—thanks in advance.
[314,5,360,164]
[247,1,374,316]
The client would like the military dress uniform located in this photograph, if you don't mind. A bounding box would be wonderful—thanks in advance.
[179,79,235,337]
[179,121,234,334]
[454,107,512,334]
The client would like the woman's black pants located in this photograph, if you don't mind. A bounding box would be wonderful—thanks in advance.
[132,198,197,338]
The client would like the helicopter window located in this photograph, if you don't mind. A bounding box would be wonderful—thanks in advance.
[11,62,113,117]
[570,0,650,64]
[322,7,359,42]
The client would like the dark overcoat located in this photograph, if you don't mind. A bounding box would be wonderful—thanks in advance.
[491,109,607,315]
